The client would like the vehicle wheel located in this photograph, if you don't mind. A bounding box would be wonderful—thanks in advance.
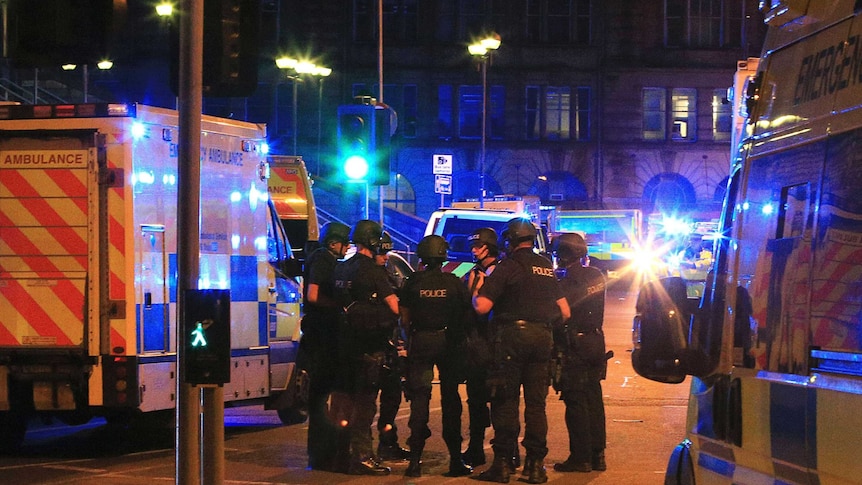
[277,406,307,425]
[0,411,27,454]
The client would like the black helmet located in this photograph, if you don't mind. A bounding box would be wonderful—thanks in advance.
[350,219,383,249]
[503,217,537,246]
[376,231,394,255]
[553,233,588,262]
[417,235,448,262]
[468,227,498,254]
[320,221,350,246]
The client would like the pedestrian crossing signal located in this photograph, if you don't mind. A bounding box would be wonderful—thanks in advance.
[182,290,231,385]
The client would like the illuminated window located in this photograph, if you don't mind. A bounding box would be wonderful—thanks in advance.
[526,86,590,140]
[672,88,697,141]
[712,88,732,141]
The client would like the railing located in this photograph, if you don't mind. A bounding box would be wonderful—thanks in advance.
[0,78,69,105]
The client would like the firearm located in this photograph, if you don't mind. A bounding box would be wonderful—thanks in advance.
[549,347,564,394]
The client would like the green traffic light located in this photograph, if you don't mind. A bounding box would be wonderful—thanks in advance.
[344,154,369,180]
[191,322,208,348]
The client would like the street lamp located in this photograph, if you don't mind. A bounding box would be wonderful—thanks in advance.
[468,33,501,208]
[276,57,332,160]
[61,60,113,102]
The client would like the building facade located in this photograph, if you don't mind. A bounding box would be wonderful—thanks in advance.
[1,1,766,227]
[258,0,767,224]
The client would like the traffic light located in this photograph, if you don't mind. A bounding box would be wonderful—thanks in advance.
[170,0,260,97]
[337,104,391,186]
[182,289,231,385]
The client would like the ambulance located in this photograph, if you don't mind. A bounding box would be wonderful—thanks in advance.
[267,155,319,263]
[632,2,862,484]
[0,103,305,451]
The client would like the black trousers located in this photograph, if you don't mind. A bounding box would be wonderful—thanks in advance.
[561,369,606,463]
[489,323,553,461]
[405,330,464,455]
[297,321,338,467]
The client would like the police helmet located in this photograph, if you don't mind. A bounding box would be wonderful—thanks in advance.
[350,219,383,250]
[503,217,537,246]
[417,235,448,263]
[468,227,499,254]
[376,231,394,255]
[553,233,588,262]
[320,221,350,246]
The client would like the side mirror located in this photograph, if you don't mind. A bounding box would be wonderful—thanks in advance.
[631,277,693,384]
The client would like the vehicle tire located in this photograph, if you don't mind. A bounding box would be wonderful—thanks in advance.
[0,411,27,454]
[277,406,307,425]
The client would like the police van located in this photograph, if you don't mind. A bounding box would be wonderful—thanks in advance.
[424,197,548,277]
[632,2,862,484]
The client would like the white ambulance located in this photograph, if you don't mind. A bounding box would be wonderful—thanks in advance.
[633,2,862,484]
[0,103,305,451]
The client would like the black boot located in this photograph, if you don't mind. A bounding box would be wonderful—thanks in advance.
[525,458,547,484]
[377,432,411,461]
[347,456,391,476]
[471,456,510,483]
[592,450,607,471]
[462,443,486,467]
[520,457,534,477]
[405,450,422,478]
[445,456,473,477]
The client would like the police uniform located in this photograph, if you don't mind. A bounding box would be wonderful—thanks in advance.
[461,258,497,464]
[375,235,411,461]
[401,235,473,478]
[554,262,608,472]
[299,244,341,470]
[477,245,565,482]
[332,249,397,475]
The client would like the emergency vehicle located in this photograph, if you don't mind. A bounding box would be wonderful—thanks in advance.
[0,103,305,451]
[424,196,547,277]
[549,209,643,277]
[267,155,319,263]
[633,2,862,484]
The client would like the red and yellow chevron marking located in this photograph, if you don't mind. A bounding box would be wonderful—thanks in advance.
[0,163,89,346]
[106,148,128,353]
[268,166,308,217]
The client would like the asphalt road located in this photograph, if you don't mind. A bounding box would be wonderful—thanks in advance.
[0,284,691,484]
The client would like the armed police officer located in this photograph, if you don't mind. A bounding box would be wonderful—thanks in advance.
[299,221,350,471]
[461,227,499,468]
[473,218,570,484]
[401,235,474,478]
[551,233,609,474]
[373,231,411,461]
[331,220,398,476]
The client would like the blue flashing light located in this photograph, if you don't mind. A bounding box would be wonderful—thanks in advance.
[131,122,146,140]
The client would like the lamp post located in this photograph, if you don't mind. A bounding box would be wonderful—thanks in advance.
[276,57,331,159]
[468,34,500,208]
[61,60,113,102]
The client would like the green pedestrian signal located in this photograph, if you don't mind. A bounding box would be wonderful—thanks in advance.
[182,290,231,385]
[190,321,209,348]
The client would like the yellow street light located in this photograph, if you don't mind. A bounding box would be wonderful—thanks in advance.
[467,33,501,208]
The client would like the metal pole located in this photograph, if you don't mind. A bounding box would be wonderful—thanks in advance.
[378,0,384,226]
[83,65,88,103]
[292,77,298,156]
[176,0,204,483]
[479,57,487,208]
[316,77,323,176]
